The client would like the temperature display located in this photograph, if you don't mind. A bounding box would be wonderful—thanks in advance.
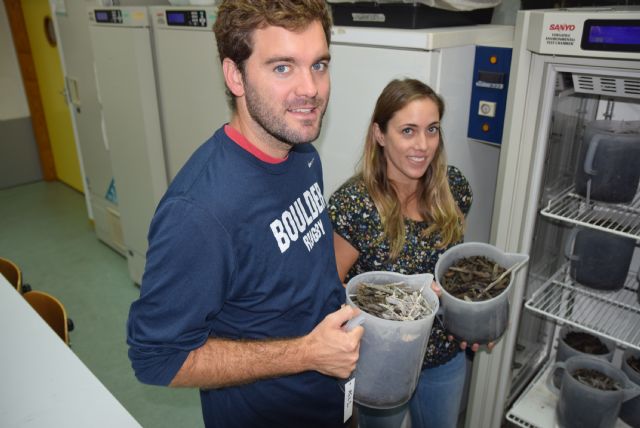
[166,10,207,27]
[582,19,640,52]
[94,9,123,24]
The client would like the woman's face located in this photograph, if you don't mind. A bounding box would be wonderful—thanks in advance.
[374,97,441,188]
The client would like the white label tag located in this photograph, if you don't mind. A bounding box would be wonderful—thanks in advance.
[343,377,356,423]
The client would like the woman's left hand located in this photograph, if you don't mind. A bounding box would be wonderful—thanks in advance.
[448,336,495,353]
[435,280,494,352]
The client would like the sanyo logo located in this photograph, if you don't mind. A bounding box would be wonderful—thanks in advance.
[549,24,576,31]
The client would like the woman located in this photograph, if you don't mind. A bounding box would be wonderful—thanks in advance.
[328,79,473,428]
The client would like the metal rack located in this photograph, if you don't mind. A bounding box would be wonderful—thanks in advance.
[525,263,640,351]
[540,185,640,240]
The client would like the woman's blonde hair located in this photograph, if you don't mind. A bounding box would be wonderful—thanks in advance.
[360,79,465,260]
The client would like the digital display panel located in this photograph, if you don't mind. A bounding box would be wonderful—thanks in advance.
[167,12,187,25]
[581,19,640,52]
[165,10,207,27]
[95,10,111,23]
[94,9,122,24]
[478,71,504,85]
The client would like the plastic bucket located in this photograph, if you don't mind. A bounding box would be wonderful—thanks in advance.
[552,325,615,388]
[547,355,640,428]
[345,271,438,409]
[574,120,640,204]
[620,348,640,427]
[565,227,635,291]
[434,242,529,344]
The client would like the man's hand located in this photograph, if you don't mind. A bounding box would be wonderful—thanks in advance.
[303,305,364,379]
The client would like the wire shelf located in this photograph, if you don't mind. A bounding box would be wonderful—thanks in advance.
[525,263,640,351]
[540,185,640,240]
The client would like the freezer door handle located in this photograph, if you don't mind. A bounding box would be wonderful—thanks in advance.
[564,228,580,262]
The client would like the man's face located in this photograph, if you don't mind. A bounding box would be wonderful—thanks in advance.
[241,21,330,146]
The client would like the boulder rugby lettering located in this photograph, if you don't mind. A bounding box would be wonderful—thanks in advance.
[270,182,327,253]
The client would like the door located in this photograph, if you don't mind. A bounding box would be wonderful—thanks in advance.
[90,16,167,284]
[471,53,640,428]
[152,8,229,180]
[21,0,83,192]
[53,1,125,254]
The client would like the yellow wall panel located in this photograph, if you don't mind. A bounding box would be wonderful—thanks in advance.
[21,0,83,192]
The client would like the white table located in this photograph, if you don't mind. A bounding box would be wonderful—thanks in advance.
[0,274,141,427]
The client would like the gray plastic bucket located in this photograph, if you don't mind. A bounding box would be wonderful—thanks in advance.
[547,355,640,428]
[434,242,529,344]
[620,348,640,427]
[345,271,438,409]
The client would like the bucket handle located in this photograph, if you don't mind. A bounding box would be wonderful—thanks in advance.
[564,228,580,262]
[546,361,565,396]
[343,313,365,332]
[583,134,604,176]
[623,373,640,401]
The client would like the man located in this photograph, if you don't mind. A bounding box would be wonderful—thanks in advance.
[126,1,363,427]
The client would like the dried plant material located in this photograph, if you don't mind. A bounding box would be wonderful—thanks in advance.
[351,281,434,321]
[441,256,509,301]
[565,331,609,355]
[572,368,621,391]
[628,356,640,373]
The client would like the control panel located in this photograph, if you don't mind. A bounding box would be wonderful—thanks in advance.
[94,9,123,24]
[153,8,218,31]
[165,10,208,27]
[88,7,149,27]
[467,45,512,145]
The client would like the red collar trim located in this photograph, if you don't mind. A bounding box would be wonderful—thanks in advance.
[224,124,287,164]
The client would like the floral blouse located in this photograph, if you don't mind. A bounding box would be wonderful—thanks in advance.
[328,165,473,368]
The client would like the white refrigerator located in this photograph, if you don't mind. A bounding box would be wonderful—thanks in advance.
[466,8,640,428]
[315,24,514,244]
[150,6,230,181]
[88,7,168,285]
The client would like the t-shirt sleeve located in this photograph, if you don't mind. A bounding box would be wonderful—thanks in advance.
[328,183,368,253]
[126,198,234,386]
[448,165,473,216]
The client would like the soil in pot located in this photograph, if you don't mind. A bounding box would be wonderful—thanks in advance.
[628,355,640,373]
[564,331,610,355]
[441,256,510,301]
[351,282,435,321]
[572,368,622,391]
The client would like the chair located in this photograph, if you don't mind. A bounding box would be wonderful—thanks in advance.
[0,256,22,293]
[23,290,73,345]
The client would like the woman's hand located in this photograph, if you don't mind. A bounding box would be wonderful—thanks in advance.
[434,280,495,352]
[430,280,442,297]
[448,335,495,353]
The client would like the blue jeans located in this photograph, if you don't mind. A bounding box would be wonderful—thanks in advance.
[357,352,467,428]
[409,351,466,428]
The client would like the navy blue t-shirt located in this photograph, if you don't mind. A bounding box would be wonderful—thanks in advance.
[127,126,346,427]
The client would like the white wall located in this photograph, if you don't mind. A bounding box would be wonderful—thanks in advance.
[0,6,30,121]
[491,0,520,25]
